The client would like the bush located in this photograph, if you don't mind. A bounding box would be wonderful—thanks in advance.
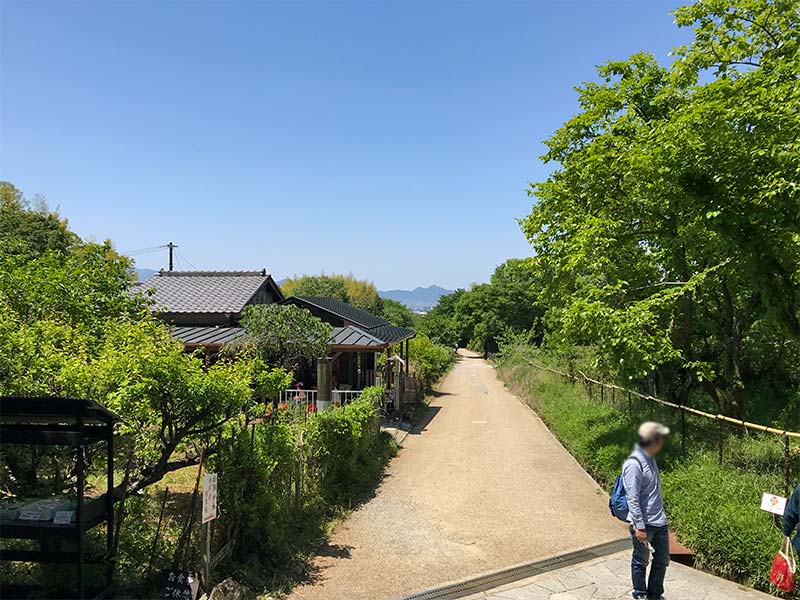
[209,393,396,590]
[663,456,788,592]
[497,345,799,597]
[306,394,382,503]
[409,334,455,392]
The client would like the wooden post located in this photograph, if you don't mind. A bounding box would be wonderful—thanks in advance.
[203,521,211,589]
[718,421,724,465]
[405,340,410,377]
[317,357,332,411]
[785,436,792,498]
[681,410,687,458]
[394,357,402,413]
[105,420,114,589]
[76,414,85,600]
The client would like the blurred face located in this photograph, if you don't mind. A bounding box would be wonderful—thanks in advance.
[648,434,665,455]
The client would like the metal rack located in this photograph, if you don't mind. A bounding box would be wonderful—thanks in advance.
[0,396,121,599]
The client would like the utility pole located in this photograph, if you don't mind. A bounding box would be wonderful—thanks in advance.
[167,241,177,272]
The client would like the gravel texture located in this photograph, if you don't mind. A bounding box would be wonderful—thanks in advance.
[287,352,627,600]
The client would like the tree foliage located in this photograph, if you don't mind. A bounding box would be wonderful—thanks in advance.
[233,303,332,371]
[0,186,255,495]
[418,259,543,354]
[379,297,416,327]
[520,0,800,418]
[281,273,383,314]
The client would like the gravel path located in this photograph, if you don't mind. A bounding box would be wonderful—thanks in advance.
[287,352,627,600]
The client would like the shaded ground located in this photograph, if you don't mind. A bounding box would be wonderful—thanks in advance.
[287,351,626,600]
[463,550,772,600]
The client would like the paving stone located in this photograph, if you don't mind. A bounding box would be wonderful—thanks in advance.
[590,584,630,599]
[535,576,567,593]
[483,552,771,600]
[557,569,596,590]
[494,584,553,600]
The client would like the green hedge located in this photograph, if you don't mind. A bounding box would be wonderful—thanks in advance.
[498,347,798,597]
[210,390,396,588]
[307,389,385,503]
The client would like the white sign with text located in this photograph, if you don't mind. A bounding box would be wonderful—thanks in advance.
[202,473,218,523]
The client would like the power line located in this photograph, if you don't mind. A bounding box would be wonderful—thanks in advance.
[175,250,198,271]
[124,244,168,256]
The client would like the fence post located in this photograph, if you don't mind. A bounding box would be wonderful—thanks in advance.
[785,436,792,498]
[600,385,605,403]
[627,391,632,416]
[588,381,593,402]
[681,410,687,458]
[717,420,724,465]
[611,387,616,405]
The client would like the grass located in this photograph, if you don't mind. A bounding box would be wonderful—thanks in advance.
[497,346,799,598]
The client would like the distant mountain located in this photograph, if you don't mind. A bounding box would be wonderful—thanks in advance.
[379,285,453,312]
[136,268,158,281]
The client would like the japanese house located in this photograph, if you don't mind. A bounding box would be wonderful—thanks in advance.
[137,271,416,407]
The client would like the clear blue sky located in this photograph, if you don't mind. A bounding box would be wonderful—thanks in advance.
[1,1,688,290]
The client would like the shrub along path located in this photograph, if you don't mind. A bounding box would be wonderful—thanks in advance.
[286,351,627,600]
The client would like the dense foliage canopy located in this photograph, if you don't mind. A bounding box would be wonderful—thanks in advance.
[418,258,543,354]
[0,183,267,494]
[518,0,800,420]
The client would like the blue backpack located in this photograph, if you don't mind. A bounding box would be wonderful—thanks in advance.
[609,455,643,522]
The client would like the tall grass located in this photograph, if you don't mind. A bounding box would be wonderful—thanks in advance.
[498,346,798,598]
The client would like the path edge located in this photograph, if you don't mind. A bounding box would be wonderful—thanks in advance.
[399,537,630,600]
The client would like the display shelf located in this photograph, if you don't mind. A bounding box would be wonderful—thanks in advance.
[0,396,121,600]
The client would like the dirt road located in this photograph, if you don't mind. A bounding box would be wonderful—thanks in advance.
[287,351,626,600]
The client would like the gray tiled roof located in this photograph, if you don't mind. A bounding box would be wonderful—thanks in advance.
[366,324,416,344]
[291,296,390,329]
[141,271,273,315]
[172,325,245,347]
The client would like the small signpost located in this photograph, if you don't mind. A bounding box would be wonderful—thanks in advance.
[760,492,788,516]
[201,473,218,589]
[202,473,217,524]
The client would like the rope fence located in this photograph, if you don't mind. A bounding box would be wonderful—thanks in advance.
[522,358,800,496]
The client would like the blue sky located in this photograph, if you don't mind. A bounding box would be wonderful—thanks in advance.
[1,1,688,290]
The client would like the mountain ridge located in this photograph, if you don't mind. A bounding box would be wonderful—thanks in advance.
[378,284,453,312]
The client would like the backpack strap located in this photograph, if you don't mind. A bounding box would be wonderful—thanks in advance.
[625,454,644,472]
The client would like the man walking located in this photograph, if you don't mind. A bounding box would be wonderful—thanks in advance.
[783,483,800,554]
[623,422,670,600]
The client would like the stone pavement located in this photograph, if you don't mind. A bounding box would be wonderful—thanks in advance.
[463,550,772,600]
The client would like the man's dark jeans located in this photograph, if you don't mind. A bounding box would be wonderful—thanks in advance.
[630,524,670,599]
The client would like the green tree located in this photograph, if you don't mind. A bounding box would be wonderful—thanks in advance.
[233,303,332,370]
[417,259,542,354]
[0,181,79,258]
[521,0,800,417]
[0,185,255,495]
[281,273,383,313]
[282,274,349,302]
[379,298,416,327]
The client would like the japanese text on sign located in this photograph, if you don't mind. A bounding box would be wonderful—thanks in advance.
[202,472,217,523]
